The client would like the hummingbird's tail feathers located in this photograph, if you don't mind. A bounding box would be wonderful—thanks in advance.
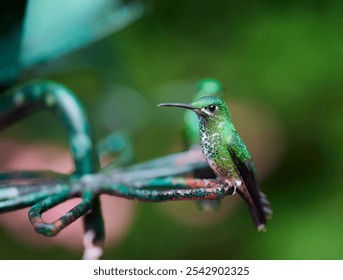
[246,201,266,232]
[227,145,268,231]
[259,191,273,219]
[237,188,269,231]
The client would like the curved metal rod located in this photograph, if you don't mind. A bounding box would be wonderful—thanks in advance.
[29,191,92,237]
[0,81,104,256]
[0,81,100,174]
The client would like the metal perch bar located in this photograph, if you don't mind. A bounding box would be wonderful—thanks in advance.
[0,187,68,212]
[0,171,70,202]
[129,177,223,189]
[99,177,235,202]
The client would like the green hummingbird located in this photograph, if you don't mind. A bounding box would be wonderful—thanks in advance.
[159,96,272,231]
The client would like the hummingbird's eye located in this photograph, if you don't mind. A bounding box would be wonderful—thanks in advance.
[208,105,217,113]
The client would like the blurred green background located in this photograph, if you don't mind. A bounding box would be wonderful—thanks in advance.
[0,0,343,259]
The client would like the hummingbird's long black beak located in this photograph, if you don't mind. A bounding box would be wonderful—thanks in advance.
[158,103,195,110]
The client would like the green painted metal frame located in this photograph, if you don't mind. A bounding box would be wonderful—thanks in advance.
[0,80,233,258]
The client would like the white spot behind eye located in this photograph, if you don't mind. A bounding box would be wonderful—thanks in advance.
[201,108,211,116]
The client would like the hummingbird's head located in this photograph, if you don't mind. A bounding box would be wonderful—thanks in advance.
[159,96,230,122]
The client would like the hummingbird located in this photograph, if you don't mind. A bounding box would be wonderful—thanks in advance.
[159,96,272,231]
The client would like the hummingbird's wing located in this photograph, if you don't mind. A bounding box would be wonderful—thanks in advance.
[228,135,272,231]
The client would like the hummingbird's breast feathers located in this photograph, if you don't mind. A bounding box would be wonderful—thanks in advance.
[199,120,238,179]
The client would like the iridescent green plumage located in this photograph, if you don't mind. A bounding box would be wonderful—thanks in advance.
[160,96,272,231]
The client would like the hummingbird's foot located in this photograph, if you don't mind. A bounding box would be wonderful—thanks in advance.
[227,182,237,196]
[226,179,241,196]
